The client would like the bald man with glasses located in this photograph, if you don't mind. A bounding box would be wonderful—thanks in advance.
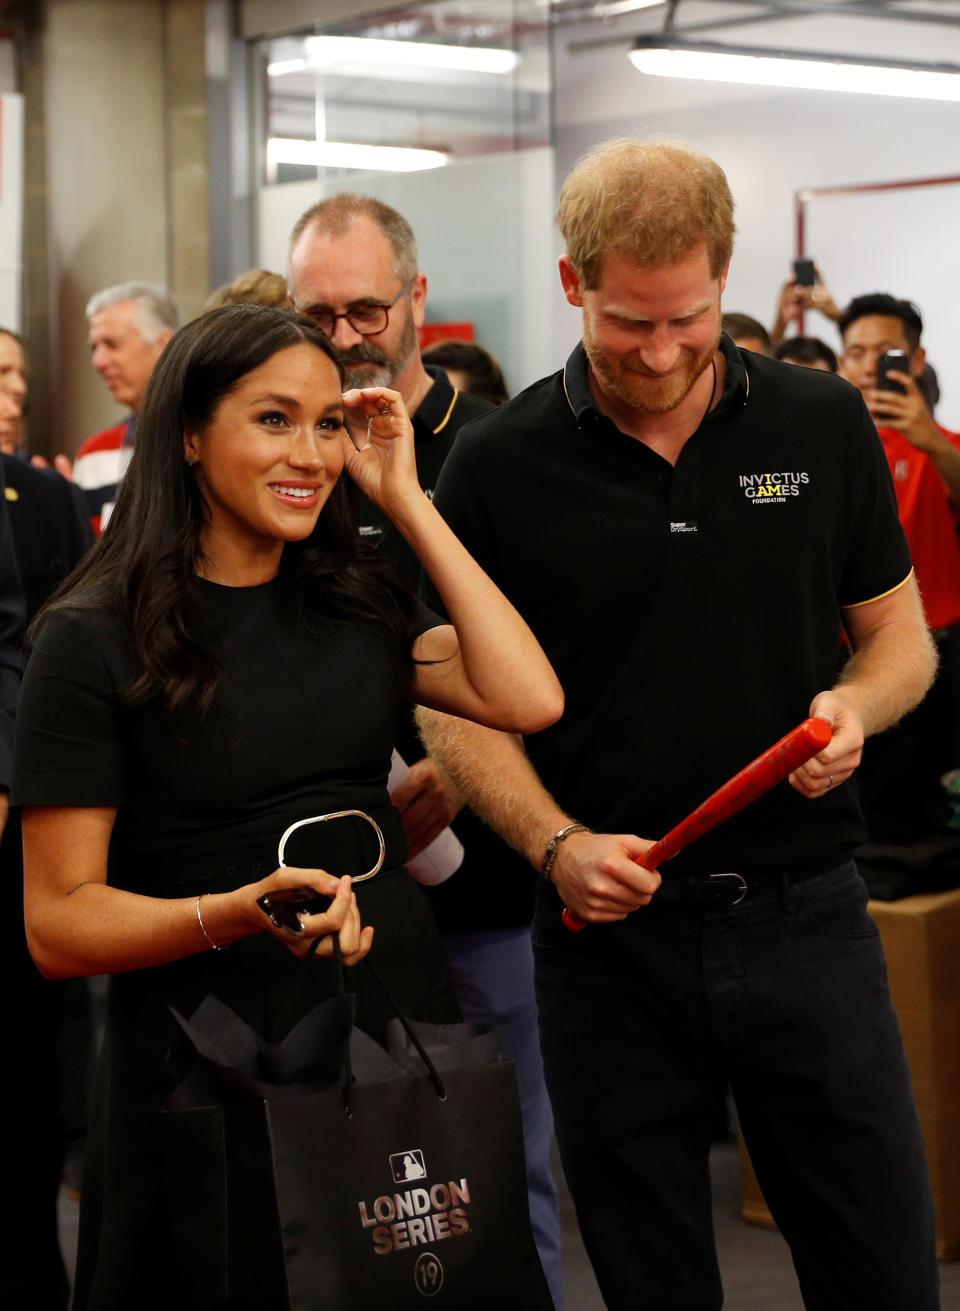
[295,275,415,355]
[289,195,490,571]
[288,194,565,1308]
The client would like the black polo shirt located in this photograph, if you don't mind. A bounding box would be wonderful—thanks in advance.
[426,336,912,875]
[350,364,491,585]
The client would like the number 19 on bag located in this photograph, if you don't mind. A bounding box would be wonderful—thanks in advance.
[415,1253,444,1296]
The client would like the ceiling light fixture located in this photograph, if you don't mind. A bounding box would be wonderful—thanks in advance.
[305,35,519,76]
[267,59,308,77]
[267,138,448,173]
[593,0,664,16]
[628,37,960,102]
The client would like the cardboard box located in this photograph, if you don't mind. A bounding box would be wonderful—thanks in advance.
[739,886,960,1262]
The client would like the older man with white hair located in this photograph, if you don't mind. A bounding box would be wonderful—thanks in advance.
[73,282,178,534]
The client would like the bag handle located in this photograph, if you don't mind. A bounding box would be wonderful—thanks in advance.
[329,934,356,1116]
[294,935,446,1116]
[359,953,447,1102]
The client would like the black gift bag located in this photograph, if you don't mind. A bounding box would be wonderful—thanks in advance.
[160,960,554,1310]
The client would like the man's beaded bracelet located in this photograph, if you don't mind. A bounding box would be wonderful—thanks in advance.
[541,822,590,881]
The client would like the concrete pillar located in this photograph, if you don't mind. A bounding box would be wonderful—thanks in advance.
[39,0,168,456]
[20,8,54,450]
[166,0,210,326]
[24,0,225,458]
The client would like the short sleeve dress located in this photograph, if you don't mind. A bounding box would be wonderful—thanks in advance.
[12,576,459,1310]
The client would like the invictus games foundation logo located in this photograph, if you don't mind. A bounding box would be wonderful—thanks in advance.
[357,1150,472,1257]
[739,471,809,504]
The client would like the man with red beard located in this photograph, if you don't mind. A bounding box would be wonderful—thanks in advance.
[418,139,940,1309]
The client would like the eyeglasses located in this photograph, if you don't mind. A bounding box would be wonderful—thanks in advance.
[293,277,415,338]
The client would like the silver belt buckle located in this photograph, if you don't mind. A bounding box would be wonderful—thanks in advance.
[276,809,386,884]
[708,872,747,905]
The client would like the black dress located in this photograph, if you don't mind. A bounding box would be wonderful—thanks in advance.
[12,577,459,1309]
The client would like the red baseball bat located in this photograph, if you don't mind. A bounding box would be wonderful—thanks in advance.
[561,716,833,931]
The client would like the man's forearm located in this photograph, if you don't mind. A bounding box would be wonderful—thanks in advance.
[839,575,937,737]
[415,707,573,870]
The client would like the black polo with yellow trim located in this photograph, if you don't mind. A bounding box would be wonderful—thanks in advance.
[351,363,491,583]
[425,336,913,874]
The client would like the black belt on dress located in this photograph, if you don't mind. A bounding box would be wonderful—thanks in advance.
[113,802,407,899]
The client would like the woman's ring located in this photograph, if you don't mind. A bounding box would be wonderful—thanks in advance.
[378,405,391,415]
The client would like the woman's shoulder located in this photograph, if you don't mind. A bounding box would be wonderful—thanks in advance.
[33,599,126,645]
[30,600,136,684]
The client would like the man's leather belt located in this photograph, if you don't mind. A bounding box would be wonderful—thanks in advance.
[655,863,834,908]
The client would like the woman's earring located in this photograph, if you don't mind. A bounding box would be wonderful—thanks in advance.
[187,454,194,468]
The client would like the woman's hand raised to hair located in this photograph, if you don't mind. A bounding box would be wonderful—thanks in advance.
[340,387,424,522]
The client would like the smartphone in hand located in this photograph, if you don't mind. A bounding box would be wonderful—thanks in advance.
[876,350,910,394]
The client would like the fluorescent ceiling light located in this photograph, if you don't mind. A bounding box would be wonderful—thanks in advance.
[267,58,308,77]
[594,0,664,15]
[629,37,960,102]
[267,138,448,173]
[305,35,519,76]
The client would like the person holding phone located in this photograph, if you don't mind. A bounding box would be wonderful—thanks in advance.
[838,292,960,835]
[771,260,842,344]
[12,304,562,1310]
[838,293,960,632]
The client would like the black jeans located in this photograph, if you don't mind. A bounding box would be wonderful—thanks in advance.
[533,862,939,1310]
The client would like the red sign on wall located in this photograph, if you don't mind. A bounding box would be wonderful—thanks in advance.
[418,322,474,349]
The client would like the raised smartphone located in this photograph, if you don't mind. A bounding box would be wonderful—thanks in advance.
[877,350,910,394]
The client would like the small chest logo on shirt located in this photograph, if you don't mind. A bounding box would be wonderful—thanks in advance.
[894,459,909,482]
[670,521,698,533]
[738,471,809,504]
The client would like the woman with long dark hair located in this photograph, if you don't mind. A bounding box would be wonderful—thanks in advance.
[13,305,562,1308]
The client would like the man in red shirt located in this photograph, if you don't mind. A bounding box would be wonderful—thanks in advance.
[839,293,960,835]
[839,293,960,631]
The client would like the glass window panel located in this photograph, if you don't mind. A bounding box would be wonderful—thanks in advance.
[253,0,558,395]
[257,1,550,187]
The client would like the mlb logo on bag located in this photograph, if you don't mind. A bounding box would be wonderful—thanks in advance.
[391,1149,428,1183]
